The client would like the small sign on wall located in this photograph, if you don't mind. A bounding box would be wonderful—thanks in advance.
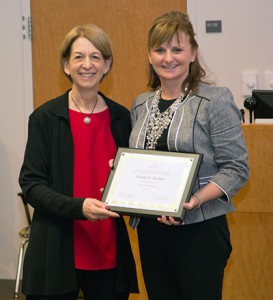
[206,20,222,33]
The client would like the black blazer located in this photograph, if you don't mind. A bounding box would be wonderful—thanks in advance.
[19,90,138,295]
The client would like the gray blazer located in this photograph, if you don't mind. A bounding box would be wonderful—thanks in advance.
[129,83,249,225]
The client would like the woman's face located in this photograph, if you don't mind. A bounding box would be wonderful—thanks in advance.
[64,37,111,91]
[148,31,196,86]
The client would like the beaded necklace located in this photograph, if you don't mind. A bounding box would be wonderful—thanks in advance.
[145,88,186,150]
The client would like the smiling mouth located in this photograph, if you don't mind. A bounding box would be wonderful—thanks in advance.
[80,72,96,78]
[162,65,178,69]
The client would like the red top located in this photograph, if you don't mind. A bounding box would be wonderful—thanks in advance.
[69,108,117,270]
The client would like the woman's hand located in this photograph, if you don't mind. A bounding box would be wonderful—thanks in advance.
[82,198,119,221]
[157,215,181,226]
[109,159,114,168]
[157,195,202,226]
[183,194,202,211]
[157,184,226,226]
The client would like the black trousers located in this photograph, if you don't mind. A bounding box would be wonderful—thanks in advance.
[26,268,129,300]
[138,215,232,300]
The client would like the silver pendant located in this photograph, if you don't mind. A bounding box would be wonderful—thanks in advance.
[84,116,91,124]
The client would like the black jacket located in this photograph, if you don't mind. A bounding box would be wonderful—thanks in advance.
[19,90,138,295]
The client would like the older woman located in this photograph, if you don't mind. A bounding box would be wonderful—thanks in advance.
[19,24,138,300]
[129,11,249,300]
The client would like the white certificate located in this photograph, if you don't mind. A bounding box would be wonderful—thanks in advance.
[101,148,202,220]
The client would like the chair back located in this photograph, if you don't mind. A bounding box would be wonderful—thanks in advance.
[17,192,32,226]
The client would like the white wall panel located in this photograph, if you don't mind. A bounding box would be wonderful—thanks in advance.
[0,0,32,279]
[188,0,273,121]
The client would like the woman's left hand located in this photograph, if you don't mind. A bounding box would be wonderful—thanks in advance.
[183,196,200,211]
[157,215,181,226]
[157,195,202,225]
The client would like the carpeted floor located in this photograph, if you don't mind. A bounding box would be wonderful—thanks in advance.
[0,280,24,300]
[0,298,24,300]
[0,281,83,300]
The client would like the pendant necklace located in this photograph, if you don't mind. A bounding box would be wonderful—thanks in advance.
[71,94,98,125]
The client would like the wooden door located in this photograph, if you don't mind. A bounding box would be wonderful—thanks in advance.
[30,1,187,299]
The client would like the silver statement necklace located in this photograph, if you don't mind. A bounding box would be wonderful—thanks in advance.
[145,88,185,150]
[71,94,98,125]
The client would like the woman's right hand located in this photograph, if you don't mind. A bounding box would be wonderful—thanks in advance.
[82,198,120,221]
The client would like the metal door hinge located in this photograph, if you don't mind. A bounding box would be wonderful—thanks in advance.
[22,15,32,40]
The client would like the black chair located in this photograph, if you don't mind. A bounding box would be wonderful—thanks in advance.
[14,192,32,299]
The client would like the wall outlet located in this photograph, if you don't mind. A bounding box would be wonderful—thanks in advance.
[242,72,258,96]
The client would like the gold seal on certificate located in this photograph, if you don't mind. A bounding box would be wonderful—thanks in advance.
[101,148,202,221]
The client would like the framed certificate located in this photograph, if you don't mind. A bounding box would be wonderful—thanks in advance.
[101,148,202,221]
